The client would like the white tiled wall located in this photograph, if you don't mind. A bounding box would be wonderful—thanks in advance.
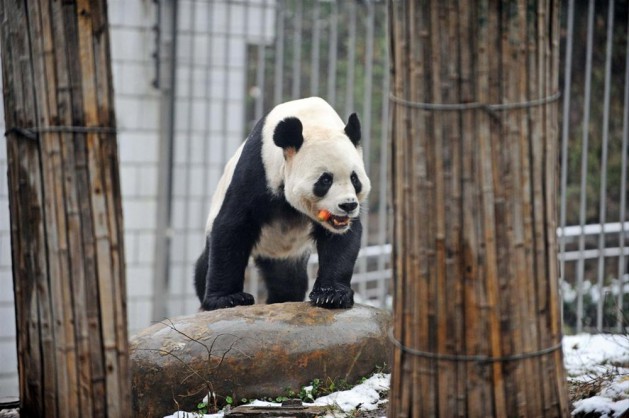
[109,0,161,339]
[0,63,16,397]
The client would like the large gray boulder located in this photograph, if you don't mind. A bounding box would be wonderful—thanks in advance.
[130,302,391,418]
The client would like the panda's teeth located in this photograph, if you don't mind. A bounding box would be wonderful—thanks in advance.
[332,217,348,227]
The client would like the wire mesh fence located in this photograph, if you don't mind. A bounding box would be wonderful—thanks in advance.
[155,0,628,333]
[559,0,628,333]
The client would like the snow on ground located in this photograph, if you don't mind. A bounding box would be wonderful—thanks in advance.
[563,334,629,417]
[563,334,629,376]
[165,334,629,418]
[312,373,390,414]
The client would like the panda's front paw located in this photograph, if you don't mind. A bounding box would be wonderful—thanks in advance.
[309,284,354,309]
[201,292,255,311]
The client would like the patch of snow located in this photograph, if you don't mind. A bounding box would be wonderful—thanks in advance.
[565,334,629,417]
[164,412,223,418]
[246,400,281,407]
[560,276,629,306]
[301,384,315,402]
[600,378,629,400]
[561,279,578,303]
[572,396,629,418]
[313,373,390,414]
[563,334,629,377]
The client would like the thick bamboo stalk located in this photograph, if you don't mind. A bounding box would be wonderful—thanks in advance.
[388,1,569,417]
[0,1,129,416]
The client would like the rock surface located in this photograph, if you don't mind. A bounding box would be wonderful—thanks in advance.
[130,302,391,418]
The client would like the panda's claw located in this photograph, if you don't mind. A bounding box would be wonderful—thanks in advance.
[309,284,354,309]
[201,292,255,311]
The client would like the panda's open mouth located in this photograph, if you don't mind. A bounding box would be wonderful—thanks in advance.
[316,209,352,230]
[327,214,351,229]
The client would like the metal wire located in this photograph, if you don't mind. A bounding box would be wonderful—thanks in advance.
[5,126,117,140]
[596,0,614,332]
[326,0,338,107]
[376,9,390,308]
[310,0,320,96]
[273,5,285,104]
[291,0,303,98]
[389,91,561,113]
[576,0,596,334]
[388,327,563,364]
[559,0,575,326]
[358,1,375,299]
[617,4,629,333]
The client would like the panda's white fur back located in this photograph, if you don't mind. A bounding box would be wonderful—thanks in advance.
[204,142,245,233]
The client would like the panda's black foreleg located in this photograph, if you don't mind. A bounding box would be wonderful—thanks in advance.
[309,218,362,309]
[255,255,310,303]
[199,218,258,311]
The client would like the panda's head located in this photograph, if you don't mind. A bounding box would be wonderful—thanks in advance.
[273,113,371,234]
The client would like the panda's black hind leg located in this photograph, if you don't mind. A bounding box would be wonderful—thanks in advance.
[255,255,310,304]
[193,237,210,302]
[195,234,255,310]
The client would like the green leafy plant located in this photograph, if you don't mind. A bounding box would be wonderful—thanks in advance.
[196,400,208,415]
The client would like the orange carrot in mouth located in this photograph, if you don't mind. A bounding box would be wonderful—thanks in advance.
[317,209,331,222]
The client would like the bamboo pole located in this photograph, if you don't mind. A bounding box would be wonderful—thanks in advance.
[0,1,130,416]
[388,1,569,417]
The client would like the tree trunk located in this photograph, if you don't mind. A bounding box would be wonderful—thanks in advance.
[0,1,130,416]
[388,1,569,417]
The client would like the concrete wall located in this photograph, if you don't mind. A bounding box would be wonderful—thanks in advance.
[109,0,161,338]
[0,66,15,398]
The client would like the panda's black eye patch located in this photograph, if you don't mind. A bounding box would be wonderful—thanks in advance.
[351,171,362,194]
[314,172,333,197]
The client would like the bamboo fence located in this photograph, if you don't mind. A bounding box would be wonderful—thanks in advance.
[0,1,130,416]
[388,1,569,417]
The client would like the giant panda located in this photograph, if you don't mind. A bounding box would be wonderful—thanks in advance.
[194,97,371,311]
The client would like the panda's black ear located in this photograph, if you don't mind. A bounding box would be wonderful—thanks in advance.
[273,117,304,157]
[345,113,361,147]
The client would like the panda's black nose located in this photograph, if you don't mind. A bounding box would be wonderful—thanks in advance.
[338,202,358,213]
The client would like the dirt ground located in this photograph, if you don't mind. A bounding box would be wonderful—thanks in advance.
[356,402,388,418]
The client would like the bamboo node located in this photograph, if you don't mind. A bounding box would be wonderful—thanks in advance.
[388,327,562,364]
